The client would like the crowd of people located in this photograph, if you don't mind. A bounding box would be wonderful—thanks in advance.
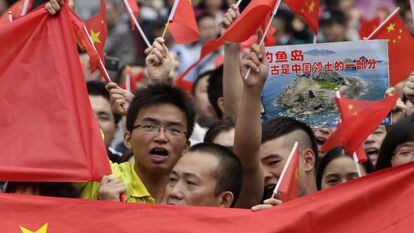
[0,0,414,213]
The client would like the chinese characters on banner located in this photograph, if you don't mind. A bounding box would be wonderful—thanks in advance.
[262,40,390,128]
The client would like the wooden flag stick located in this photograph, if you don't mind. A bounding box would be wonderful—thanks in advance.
[236,0,243,6]
[244,0,282,79]
[410,0,414,26]
[20,0,30,16]
[365,7,400,40]
[271,142,299,199]
[122,0,151,47]
[313,34,317,44]
[82,25,112,82]
[353,153,363,178]
[125,66,131,93]
[162,0,180,39]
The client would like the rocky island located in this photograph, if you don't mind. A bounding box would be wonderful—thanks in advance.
[274,72,365,115]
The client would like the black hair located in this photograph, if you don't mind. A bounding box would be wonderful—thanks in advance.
[316,147,372,190]
[6,182,79,198]
[192,70,214,95]
[87,80,121,124]
[126,83,195,139]
[207,65,224,119]
[197,0,228,11]
[188,143,243,207]
[376,116,414,171]
[320,9,347,27]
[262,117,319,170]
[204,119,235,143]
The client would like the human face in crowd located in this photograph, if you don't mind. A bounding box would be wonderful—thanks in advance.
[321,155,366,190]
[89,95,116,147]
[363,126,387,167]
[313,128,333,157]
[205,0,222,12]
[166,152,230,207]
[125,104,189,174]
[198,17,218,45]
[390,141,414,167]
[212,128,235,148]
[321,23,347,42]
[194,75,216,119]
[259,133,309,198]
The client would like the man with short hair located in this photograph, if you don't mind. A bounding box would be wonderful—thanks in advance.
[233,41,318,209]
[166,143,243,207]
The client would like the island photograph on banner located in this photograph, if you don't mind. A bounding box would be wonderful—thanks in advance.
[262,40,390,128]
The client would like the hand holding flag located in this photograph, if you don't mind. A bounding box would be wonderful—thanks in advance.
[145,37,174,84]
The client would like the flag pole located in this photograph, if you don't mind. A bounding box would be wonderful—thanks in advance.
[125,66,131,93]
[82,25,112,82]
[364,7,400,40]
[236,0,243,6]
[313,34,317,44]
[8,11,12,22]
[271,142,299,199]
[244,0,282,79]
[20,0,30,16]
[162,0,180,39]
[352,152,363,178]
[122,0,151,47]
[410,0,414,26]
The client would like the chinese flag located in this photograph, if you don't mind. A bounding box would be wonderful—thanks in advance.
[322,95,398,159]
[0,0,33,24]
[277,142,299,202]
[370,12,414,86]
[84,0,107,72]
[168,0,200,44]
[285,0,319,34]
[123,0,139,30]
[0,5,110,181]
[2,162,414,232]
[359,17,380,39]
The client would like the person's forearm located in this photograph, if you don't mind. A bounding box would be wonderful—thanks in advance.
[223,43,243,120]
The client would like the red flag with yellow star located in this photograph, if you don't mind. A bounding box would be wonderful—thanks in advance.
[85,0,107,72]
[322,95,398,158]
[370,12,414,86]
[285,0,319,34]
[0,0,33,24]
[276,142,300,202]
[168,0,200,44]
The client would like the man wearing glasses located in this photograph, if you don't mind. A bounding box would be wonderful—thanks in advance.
[81,83,195,204]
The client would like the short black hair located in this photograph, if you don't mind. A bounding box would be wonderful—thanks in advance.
[204,119,235,143]
[192,70,213,95]
[87,80,121,124]
[376,116,414,171]
[126,83,195,139]
[320,9,347,27]
[316,147,372,190]
[6,182,79,198]
[188,143,243,207]
[207,65,224,119]
[262,117,319,169]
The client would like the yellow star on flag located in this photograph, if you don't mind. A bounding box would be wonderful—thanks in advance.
[90,29,102,44]
[20,223,48,233]
[386,23,395,33]
[308,1,315,13]
[348,104,354,110]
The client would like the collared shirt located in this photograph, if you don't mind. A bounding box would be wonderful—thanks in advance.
[80,162,155,204]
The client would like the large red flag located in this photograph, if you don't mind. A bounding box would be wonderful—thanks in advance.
[2,161,414,232]
[276,142,299,202]
[0,0,33,24]
[84,0,107,72]
[322,95,398,157]
[0,5,110,181]
[285,0,320,34]
[168,0,200,44]
[369,11,414,86]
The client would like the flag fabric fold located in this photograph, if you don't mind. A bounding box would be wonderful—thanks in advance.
[359,17,380,39]
[168,0,200,44]
[2,161,414,232]
[369,12,414,86]
[285,0,319,34]
[0,5,110,182]
[322,95,398,159]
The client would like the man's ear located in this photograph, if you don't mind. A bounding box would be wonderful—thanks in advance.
[303,148,316,172]
[217,96,225,116]
[218,191,234,208]
[124,131,132,149]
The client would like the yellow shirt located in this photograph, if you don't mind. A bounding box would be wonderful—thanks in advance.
[80,162,155,204]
